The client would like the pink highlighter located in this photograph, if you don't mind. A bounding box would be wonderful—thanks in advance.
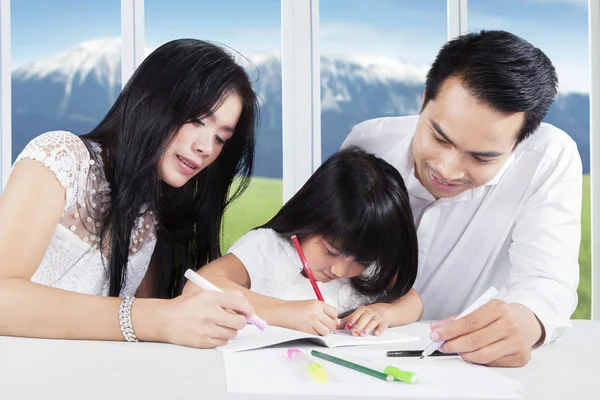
[287,348,329,382]
[184,269,268,330]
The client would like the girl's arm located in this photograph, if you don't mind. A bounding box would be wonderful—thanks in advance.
[194,254,339,335]
[380,288,424,325]
[0,161,253,348]
[338,289,423,336]
[191,253,291,324]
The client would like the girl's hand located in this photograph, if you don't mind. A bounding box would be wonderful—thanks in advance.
[277,300,339,336]
[339,303,392,336]
[154,290,255,348]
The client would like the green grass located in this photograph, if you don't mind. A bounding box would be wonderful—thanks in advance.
[573,175,591,319]
[222,175,592,319]
[222,177,283,252]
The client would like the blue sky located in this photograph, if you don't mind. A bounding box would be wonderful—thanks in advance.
[10,0,590,92]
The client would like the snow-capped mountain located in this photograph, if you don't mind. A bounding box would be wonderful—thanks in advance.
[11,38,591,177]
[13,38,122,121]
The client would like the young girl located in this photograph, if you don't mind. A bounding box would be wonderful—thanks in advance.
[196,146,422,336]
[0,39,259,348]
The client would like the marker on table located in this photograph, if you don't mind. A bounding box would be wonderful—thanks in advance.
[311,350,395,382]
[353,355,418,384]
[291,235,324,301]
[387,350,458,357]
[420,286,498,359]
[312,350,418,384]
[183,269,268,331]
[287,348,329,382]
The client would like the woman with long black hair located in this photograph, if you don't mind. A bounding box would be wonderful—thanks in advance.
[0,39,258,348]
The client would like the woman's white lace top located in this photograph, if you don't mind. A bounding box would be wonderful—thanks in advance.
[13,131,157,297]
[227,228,375,313]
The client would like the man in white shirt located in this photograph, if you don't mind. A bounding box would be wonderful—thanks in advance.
[342,30,582,367]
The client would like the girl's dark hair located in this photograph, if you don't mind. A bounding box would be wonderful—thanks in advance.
[260,146,418,303]
[80,39,258,298]
[423,30,558,144]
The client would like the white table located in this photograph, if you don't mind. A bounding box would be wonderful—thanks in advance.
[0,320,597,400]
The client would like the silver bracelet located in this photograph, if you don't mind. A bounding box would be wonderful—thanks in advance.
[119,296,139,342]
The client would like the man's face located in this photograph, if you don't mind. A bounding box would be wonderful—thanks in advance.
[412,77,524,199]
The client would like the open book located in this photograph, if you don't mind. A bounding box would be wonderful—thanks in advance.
[216,325,420,353]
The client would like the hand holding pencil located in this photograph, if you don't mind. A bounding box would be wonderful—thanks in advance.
[274,299,339,336]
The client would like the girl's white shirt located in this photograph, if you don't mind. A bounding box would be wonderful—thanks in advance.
[227,228,375,313]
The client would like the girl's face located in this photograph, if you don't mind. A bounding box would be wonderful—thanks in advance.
[300,235,369,283]
[159,92,243,188]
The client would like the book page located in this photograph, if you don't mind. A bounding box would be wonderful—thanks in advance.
[319,329,419,348]
[216,325,419,353]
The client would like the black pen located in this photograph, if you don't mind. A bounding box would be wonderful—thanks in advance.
[386,350,459,357]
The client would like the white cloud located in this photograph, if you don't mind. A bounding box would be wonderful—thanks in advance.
[146,25,281,57]
[525,0,588,9]
[552,61,591,94]
[467,6,590,93]
[230,27,281,39]
[319,22,443,66]
[467,10,513,30]
[320,16,590,93]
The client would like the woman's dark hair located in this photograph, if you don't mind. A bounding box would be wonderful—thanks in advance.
[422,30,558,144]
[260,146,418,303]
[80,39,258,298]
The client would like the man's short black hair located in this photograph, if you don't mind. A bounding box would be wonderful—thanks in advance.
[422,30,558,144]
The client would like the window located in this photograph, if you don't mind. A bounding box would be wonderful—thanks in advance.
[469,0,591,318]
[11,0,121,162]
[145,0,282,251]
[319,0,447,162]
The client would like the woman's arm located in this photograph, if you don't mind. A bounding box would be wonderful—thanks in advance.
[0,161,253,348]
[0,160,139,340]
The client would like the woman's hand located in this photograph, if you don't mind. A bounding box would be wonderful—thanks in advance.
[145,290,255,348]
[338,303,393,336]
[276,300,339,336]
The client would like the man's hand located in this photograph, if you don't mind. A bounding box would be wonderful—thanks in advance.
[429,300,544,367]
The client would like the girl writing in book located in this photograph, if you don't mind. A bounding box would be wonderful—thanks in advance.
[195,146,422,337]
[0,39,259,348]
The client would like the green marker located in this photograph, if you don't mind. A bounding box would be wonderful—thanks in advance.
[384,365,418,384]
[311,350,395,382]
[353,355,419,384]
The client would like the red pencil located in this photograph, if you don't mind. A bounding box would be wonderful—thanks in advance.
[291,235,324,301]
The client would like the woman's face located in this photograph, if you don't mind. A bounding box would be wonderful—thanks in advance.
[159,92,243,188]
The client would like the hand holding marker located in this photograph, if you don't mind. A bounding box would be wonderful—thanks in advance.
[184,269,268,330]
